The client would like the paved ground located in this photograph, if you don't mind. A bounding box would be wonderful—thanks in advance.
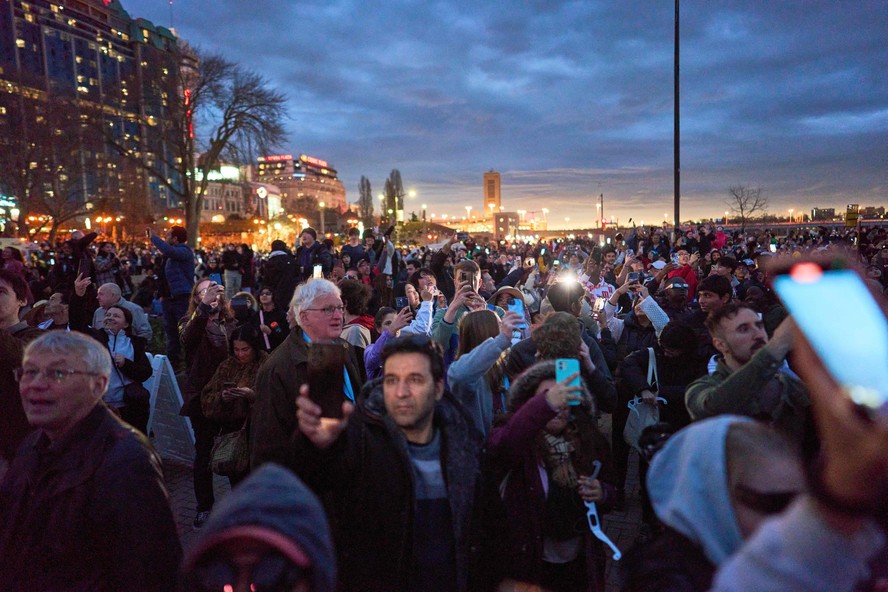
[161,415,644,591]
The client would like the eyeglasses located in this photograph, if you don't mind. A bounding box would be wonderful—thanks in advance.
[188,550,309,592]
[14,367,99,384]
[733,483,800,515]
[304,305,345,316]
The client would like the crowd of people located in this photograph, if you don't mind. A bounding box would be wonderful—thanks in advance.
[1,219,887,591]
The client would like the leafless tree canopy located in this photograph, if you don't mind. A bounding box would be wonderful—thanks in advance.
[726,185,769,228]
[106,45,287,246]
[0,96,105,241]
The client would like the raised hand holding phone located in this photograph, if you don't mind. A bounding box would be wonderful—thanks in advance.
[295,384,354,449]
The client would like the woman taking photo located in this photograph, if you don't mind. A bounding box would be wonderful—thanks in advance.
[248,287,289,352]
[487,360,616,592]
[180,277,235,529]
[200,325,267,485]
[447,308,522,436]
[71,273,152,434]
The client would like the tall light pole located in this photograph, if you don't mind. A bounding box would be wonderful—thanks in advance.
[673,0,681,232]
[318,201,326,236]
[788,208,794,225]
[421,203,427,235]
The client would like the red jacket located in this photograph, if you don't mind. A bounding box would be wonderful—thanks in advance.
[667,265,699,302]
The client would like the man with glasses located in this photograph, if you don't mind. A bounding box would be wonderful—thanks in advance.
[250,279,363,469]
[0,331,181,590]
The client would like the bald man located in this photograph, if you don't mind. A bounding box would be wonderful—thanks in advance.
[92,283,153,341]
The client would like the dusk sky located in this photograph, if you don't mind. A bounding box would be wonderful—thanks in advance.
[123,0,887,228]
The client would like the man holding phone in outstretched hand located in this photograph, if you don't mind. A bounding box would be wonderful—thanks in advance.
[291,335,487,592]
[249,279,362,470]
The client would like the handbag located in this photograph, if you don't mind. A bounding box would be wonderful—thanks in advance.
[623,348,667,452]
[210,420,250,477]
[122,380,150,406]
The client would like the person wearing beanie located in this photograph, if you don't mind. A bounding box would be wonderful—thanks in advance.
[181,464,336,592]
[295,227,332,284]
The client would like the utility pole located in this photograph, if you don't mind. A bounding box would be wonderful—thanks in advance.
[673,0,681,232]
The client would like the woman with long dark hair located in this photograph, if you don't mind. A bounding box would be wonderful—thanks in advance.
[200,325,267,485]
[180,277,235,528]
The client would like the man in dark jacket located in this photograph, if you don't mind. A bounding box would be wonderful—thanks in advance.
[0,331,181,590]
[293,335,485,592]
[294,227,332,284]
[250,279,363,469]
[149,225,195,368]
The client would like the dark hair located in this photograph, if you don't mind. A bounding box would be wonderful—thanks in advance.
[347,227,360,237]
[717,255,738,273]
[229,324,263,357]
[408,267,434,291]
[0,268,32,305]
[2,246,25,263]
[374,306,396,330]
[546,281,584,313]
[301,227,318,241]
[106,304,134,336]
[380,335,445,383]
[697,274,733,298]
[705,301,756,336]
[339,279,371,316]
[169,226,187,244]
[658,321,698,354]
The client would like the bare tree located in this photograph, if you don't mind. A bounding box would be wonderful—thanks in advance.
[358,176,374,227]
[104,45,287,247]
[0,95,104,241]
[726,185,769,229]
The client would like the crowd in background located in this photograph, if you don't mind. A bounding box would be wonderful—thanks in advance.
[1,219,887,591]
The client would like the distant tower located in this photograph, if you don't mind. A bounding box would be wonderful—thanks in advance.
[483,170,501,217]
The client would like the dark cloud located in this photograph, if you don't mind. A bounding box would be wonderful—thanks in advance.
[126,0,887,225]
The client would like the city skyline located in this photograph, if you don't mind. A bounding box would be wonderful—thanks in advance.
[124,0,887,228]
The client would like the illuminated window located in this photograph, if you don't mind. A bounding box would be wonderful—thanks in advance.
[24,13,35,23]
[15,39,25,48]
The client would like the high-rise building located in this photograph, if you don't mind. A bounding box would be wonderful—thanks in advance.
[0,0,180,218]
[256,153,347,213]
[483,170,501,216]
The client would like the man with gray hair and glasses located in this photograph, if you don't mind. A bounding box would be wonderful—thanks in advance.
[251,278,364,470]
[0,331,181,591]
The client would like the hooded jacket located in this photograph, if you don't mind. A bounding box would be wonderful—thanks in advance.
[291,379,485,592]
[184,463,336,592]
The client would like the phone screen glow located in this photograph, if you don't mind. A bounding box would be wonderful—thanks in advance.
[774,269,888,412]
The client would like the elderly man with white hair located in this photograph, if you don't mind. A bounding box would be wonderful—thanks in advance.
[250,278,364,470]
[0,331,180,590]
[92,282,153,341]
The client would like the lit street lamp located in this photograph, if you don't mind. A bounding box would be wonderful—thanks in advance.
[788,208,794,225]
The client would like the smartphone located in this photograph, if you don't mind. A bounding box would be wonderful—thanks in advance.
[456,231,469,241]
[394,296,408,309]
[145,229,151,239]
[772,264,888,417]
[555,358,582,406]
[671,254,680,265]
[524,257,535,267]
[769,243,777,253]
[77,256,91,279]
[541,248,547,255]
[627,271,640,284]
[507,296,527,329]
[313,264,323,279]
[306,342,348,418]
[458,270,472,287]
[593,297,607,314]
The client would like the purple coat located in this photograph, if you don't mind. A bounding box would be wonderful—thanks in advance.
[486,393,616,591]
